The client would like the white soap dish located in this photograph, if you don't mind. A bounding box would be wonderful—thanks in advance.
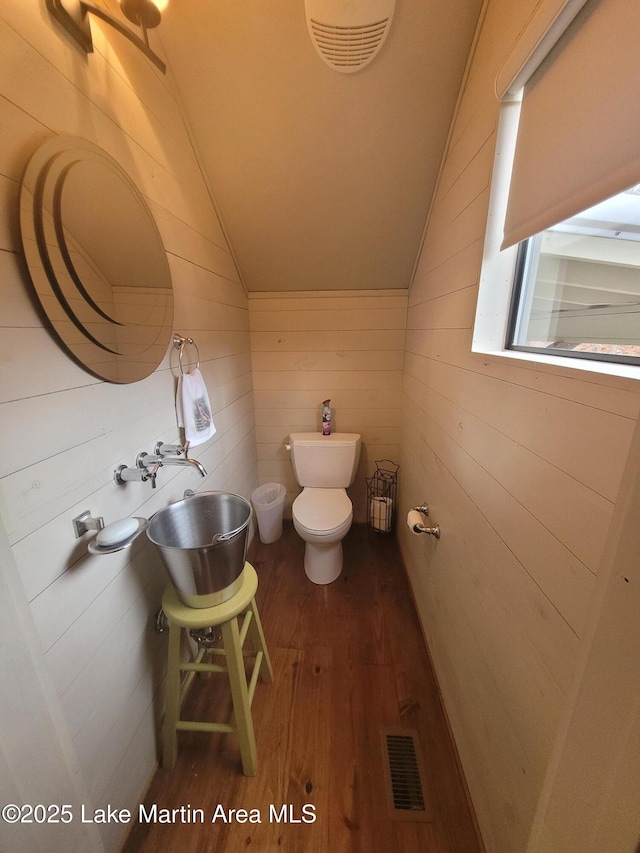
[88,517,148,555]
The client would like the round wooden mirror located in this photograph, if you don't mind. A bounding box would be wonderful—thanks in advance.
[19,136,174,383]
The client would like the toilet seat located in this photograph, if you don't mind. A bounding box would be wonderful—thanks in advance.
[292,488,352,536]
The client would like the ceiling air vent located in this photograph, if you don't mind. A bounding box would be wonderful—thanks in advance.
[305,0,396,74]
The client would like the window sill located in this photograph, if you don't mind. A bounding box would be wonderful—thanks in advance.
[472,341,640,382]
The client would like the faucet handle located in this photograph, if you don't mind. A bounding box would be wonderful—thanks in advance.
[147,461,162,489]
[155,441,187,457]
[115,464,148,485]
[136,451,161,469]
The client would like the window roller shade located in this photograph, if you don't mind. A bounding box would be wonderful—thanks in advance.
[502,0,640,250]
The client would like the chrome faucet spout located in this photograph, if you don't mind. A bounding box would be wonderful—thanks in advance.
[159,456,207,477]
[190,459,207,477]
[153,441,206,476]
[117,446,207,488]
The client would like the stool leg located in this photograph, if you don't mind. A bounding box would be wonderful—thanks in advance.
[221,616,258,776]
[247,599,274,684]
[162,621,182,769]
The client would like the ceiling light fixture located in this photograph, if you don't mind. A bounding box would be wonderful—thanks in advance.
[46,0,167,73]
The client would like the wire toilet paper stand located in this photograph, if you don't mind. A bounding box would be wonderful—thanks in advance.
[367,459,399,534]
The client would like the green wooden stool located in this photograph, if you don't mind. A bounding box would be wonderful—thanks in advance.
[161,562,273,776]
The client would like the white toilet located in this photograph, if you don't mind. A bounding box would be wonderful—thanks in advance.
[288,432,361,584]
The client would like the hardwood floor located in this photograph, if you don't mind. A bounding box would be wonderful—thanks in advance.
[123,523,483,853]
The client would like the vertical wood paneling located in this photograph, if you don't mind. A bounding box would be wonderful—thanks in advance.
[398,0,640,851]
[0,5,256,852]
[250,290,407,521]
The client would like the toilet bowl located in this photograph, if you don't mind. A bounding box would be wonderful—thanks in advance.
[292,488,353,584]
[288,432,361,584]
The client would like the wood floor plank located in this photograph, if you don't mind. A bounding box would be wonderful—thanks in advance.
[122,523,482,852]
[327,659,401,853]
[370,532,483,852]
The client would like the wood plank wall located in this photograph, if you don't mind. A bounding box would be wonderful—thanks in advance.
[249,290,407,522]
[396,0,640,851]
[0,4,256,850]
[5,4,640,853]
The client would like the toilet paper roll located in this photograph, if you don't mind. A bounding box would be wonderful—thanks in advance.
[407,510,425,534]
[371,497,393,533]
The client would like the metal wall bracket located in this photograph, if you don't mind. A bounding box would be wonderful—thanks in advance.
[73,510,105,538]
[46,0,166,73]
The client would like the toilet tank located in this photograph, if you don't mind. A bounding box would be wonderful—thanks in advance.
[289,433,361,488]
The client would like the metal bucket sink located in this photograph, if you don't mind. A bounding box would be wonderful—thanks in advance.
[146,491,251,608]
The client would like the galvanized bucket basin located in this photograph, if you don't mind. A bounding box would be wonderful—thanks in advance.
[147,491,251,608]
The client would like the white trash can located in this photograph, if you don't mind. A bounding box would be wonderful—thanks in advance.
[251,482,286,544]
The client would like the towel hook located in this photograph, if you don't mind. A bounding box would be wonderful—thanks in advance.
[173,333,200,375]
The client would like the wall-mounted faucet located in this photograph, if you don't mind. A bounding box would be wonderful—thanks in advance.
[114,442,207,488]
[152,442,207,477]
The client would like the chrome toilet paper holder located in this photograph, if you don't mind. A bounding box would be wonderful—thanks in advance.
[409,503,441,539]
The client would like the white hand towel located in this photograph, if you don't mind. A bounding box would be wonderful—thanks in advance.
[176,368,216,447]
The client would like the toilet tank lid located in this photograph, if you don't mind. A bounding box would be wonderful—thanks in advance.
[289,432,361,447]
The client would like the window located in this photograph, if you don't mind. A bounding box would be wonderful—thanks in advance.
[506,186,640,365]
[473,0,640,379]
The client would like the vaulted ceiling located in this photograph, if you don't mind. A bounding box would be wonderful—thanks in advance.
[159,0,483,292]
